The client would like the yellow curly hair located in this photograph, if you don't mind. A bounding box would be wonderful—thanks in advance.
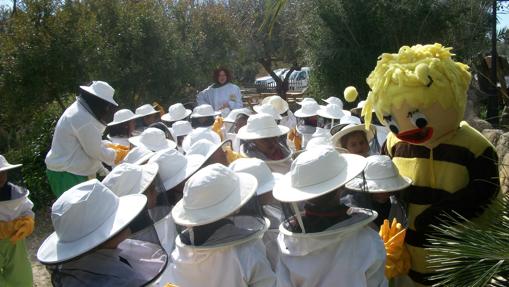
[362,43,471,128]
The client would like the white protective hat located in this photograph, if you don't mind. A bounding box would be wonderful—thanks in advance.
[182,127,221,153]
[236,114,290,141]
[294,101,321,118]
[191,104,220,118]
[37,179,147,264]
[229,158,283,196]
[296,97,317,106]
[321,96,343,108]
[161,103,192,122]
[0,155,22,172]
[273,149,366,202]
[129,127,177,152]
[148,148,205,191]
[317,103,345,120]
[340,115,362,125]
[107,109,140,126]
[171,163,257,226]
[331,123,375,148]
[79,81,118,106]
[170,120,193,137]
[185,139,229,167]
[135,104,160,117]
[102,162,159,196]
[123,146,155,165]
[346,155,412,193]
[224,108,253,123]
[261,95,289,114]
[253,103,283,120]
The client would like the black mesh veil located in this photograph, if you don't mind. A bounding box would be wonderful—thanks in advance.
[176,194,267,247]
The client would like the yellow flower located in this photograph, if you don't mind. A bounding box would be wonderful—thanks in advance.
[379,218,411,279]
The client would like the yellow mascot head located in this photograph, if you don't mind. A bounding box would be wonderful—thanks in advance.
[359,43,471,147]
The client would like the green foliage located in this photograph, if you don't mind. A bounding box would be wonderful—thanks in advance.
[427,193,509,286]
[300,0,491,105]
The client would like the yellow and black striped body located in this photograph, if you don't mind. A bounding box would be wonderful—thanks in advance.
[383,122,499,286]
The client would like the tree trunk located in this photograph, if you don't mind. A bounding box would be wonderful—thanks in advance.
[258,58,300,101]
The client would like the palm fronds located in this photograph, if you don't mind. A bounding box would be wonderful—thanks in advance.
[259,0,287,35]
[427,193,509,287]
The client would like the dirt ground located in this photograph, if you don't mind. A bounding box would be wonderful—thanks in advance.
[27,208,53,286]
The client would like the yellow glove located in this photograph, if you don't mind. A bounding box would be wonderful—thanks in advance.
[164,284,178,287]
[379,218,411,279]
[288,128,302,151]
[212,117,225,141]
[114,149,129,165]
[106,143,130,151]
[0,220,17,240]
[225,145,244,164]
[10,216,35,244]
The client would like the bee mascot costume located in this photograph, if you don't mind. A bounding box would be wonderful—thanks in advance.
[346,44,500,286]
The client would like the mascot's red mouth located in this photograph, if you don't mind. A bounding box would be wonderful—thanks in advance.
[396,127,434,144]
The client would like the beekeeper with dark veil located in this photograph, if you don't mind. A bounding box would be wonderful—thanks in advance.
[37,179,168,287]
[237,114,292,174]
[45,81,128,198]
[169,163,276,287]
[273,149,387,287]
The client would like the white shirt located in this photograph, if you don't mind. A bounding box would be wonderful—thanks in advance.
[168,220,276,287]
[45,101,116,176]
[276,209,387,287]
[196,83,243,116]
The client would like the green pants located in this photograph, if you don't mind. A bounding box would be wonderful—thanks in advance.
[0,239,33,287]
[46,169,88,198]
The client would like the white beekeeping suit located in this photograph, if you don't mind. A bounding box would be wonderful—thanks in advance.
[196,83,243,117]
[168,164,276,287]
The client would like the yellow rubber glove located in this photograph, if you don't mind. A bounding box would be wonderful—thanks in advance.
[212,117,225,141]
[106,143,130,151]
[0,220,16,240]
[379,218,411,279]
[114,149,129,165]
[225,145,244,163]
[164,284,178,287]
[10,216,35,244]
[287,128,302,151]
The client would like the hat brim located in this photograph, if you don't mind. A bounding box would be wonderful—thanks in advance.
[79,85,118,106]
[331,125,375,148]
[162,154,206,191]
[257,172,283,196]
[161,109,192,122]
[346,175,412,193]
[294,109,319,118]
[0,164,22,172]
[273,153,367,203]
[253,105,283,120]
[236,125,290,141]
[107,114,143,127]
[190,111,221,118]
[138,163,159,194]
[224,109,253,123]
[37,194,147,264]
[181,131,222,153]
[129,136,177,152]
[317,109,344,120]
[171,173,258,226]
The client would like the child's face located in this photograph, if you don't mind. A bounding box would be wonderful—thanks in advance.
[344,131,369,157]
[0,171,7,188]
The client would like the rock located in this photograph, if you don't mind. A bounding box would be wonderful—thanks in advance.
[482,129,504,147]
[467,117,492,132]
[500,153,509,195]
[495,132,509,160]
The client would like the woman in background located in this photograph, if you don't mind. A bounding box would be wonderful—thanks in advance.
[196,67,243,117]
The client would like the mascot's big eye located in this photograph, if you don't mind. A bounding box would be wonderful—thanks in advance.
[408,111,428,129]
[383,115,400,134]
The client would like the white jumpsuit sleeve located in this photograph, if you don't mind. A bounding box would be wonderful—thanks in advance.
[75,122,116,166]
[365,229,389,287]
[196,90,209,106]
[229,86,243,109]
